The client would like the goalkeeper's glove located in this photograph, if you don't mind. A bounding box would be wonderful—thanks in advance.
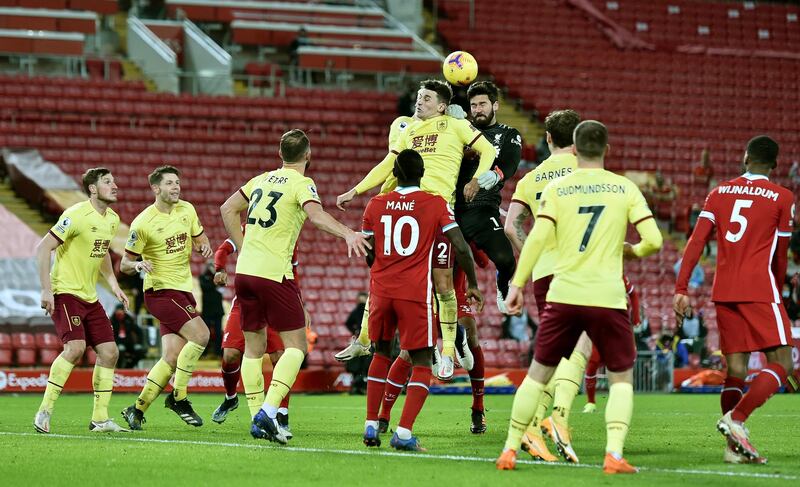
[477,167,503,190]
[446,104,466,120]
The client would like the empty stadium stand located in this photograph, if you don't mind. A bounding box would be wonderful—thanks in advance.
[436,0,800,352]
[0,72,525,366]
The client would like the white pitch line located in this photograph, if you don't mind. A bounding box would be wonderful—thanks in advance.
[0,431,797,481]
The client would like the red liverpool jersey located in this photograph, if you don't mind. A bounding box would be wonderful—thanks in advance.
[695,173,795,302]
[362,186,458,303]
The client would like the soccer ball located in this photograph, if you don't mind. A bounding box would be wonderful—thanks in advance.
[442,51,478,86]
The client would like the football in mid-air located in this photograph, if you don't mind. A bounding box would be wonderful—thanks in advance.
[442,51,478,86]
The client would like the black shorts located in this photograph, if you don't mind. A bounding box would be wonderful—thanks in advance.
[456,206,504,245]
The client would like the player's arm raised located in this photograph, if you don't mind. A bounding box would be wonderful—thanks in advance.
[220,190,247,251]
[445,226,484,312]
[504,201,532,253]
[304,201,371,257]
[100,253,128,310]
[337,151,398,210]
[35,233,61,315]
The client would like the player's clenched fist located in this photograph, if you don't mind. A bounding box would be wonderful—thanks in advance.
[504,285,525,316]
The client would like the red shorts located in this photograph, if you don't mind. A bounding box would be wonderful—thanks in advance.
[234,274,304,332]
[715,302,792,354]
[369,293,437,351]
[222,299,285,354]
[533,275,553,319]
[535,302,635,372]
[52,294,114,346]
[144,289,199,336]
[432,229,453,269]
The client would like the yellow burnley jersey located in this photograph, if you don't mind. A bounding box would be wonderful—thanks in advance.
[511,152,577,281]
[126,201,204,293]
[236,167,321,282]
[49,200,119,303]
[537,169,652,309]
[394,115,483,204]
[379,115,415,194]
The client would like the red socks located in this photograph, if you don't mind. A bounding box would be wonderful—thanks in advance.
[366,354,392,421]
[398,366,433,431]
[584,355,601,404]
[720,375,745,414]
[731,363,787,423]
[468,344,485,411]
[221,359,241,397]
[379,356,412,421]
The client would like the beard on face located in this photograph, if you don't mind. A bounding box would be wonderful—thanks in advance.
[472,108,495,128]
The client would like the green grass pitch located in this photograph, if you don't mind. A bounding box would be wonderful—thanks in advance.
[0,392,797,485]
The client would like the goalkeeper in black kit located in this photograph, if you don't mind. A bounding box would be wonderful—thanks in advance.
[454,81,522,313]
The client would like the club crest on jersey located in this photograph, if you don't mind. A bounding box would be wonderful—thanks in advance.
[71,316,81,327]
[437,120,448,131]
[181,216,189,226]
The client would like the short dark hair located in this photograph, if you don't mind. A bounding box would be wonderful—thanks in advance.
[82,167,111,195]
[545,109,581,149]
[394,149,424,184]
[420,79,452,105]
[467,81,499,104]
[746,135,779,166]
[148,165,181,186]
[280,129,310,163]
[573,120,608,159]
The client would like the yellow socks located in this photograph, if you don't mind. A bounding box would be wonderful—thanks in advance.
[504,376,545,451]
[437,290,457,356]
[241,356,265,417]
[136,359,174,412]
[528,375,555,438]
[91,365,114,422]
[265,348,305,410]
[173,341,206,401]
[39,355,75,413]
[552,350,588,428]
[356,296,371,347]
[605,382,634,456]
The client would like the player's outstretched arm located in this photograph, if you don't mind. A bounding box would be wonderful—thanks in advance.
[338,152,399,210]
[445,227,484,312]
[220,190,248,251]
[304,201,371,257]
[35,233,60,315]
[504,201,532,253]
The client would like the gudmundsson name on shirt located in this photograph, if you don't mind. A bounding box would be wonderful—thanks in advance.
[557,183,626,197]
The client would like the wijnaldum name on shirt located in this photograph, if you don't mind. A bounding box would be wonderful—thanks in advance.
[717,185,779,201]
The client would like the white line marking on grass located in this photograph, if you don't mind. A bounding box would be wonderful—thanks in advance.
[1,431,796,481]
